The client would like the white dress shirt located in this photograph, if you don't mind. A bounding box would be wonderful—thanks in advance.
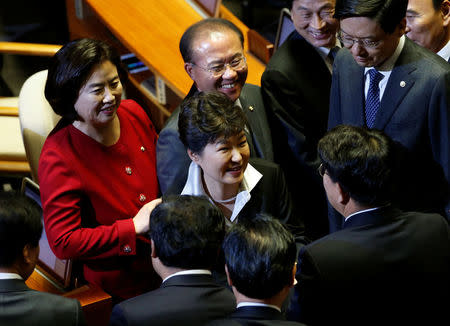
[364,35,405,101]
[437,39,450,62]
[181,161,262,225]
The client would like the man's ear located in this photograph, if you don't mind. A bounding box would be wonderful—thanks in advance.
[187,149,198,162]
[150,240,157,259]
[225,265,233,287]
[22,244,39,266]
[442,1,450,26]
[184,62,195,80]
[397,17,407,36]
[336,182,350,205]
[290,262,297,288]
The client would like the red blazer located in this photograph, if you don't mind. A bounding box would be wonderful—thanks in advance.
[39,100,160,300]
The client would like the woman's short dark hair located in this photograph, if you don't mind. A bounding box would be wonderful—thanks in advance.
[45,38,127,121]
[178,91,248,155]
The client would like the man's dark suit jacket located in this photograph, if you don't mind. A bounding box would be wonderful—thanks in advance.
[287,206,450,326]
[209,306,307,326]
[157,84,273,195]
[261,32,332,240]
[329,37,450,226]
[0,279,86,326]
[109,273,236,326]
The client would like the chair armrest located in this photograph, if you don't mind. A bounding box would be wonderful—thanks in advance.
[0,42,61,57]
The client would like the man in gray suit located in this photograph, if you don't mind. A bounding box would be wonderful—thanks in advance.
[328,0,450,231]
[0,192,86,326]
[157,18,273,195]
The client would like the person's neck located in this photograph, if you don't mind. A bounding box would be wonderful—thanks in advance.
[201,174,239,203]
[233,287,287,310]
[435,29,450,54]
[72,115,120,146]
[341,199,375,218]
[152,258,187,280]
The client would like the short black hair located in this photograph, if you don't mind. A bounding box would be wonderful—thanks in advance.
[223,214,296,299]
[179,18,244,63]
[334,0,408,33]
[318,125,395,206]
[45,38,127,121]
[432,0,445,11]
[178,91,248,155]
[0,192,42,267]
[149,195,225,269]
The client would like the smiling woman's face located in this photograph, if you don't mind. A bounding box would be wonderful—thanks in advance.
[73,60,123,131]
[191,131,250,190]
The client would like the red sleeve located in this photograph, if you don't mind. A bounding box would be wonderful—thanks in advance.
[38,140,137,260]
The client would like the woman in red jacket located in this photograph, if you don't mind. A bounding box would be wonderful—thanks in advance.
[39,39,161,302]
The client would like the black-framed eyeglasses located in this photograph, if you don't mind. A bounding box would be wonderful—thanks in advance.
[190,56,247,77]
[318,163,327,177]
[338,31,382,49]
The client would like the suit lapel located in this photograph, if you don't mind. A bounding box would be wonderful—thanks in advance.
[239,87,266,158]
[375,40,416,130]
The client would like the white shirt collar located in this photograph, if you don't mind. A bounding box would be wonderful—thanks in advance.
[314,38,341,73]
[364,35,405,100]
[437,39,450,62]
[181,161,262,223]
[237,302,281,312]
[0,272,23,280]
[162,269,211,283]
[344,206,384,223]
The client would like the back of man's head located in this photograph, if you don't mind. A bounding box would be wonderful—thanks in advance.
[223,214,296,299]
[318,125,395,207]
[0,191,42,268]
[335,0,408,33]
[149,195,225,270]
[179,18,244,63]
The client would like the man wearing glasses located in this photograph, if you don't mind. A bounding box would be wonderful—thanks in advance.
[287,125,450,326]
[328,0,450,231]
[157,18,273,195]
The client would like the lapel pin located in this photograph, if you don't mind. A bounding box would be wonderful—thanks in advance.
[400,81,406,87]
[248,105,254,112]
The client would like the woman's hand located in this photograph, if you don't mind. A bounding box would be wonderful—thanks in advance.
[133,198,162,234]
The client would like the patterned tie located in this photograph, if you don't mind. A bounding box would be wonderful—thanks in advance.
[365,69,384,128]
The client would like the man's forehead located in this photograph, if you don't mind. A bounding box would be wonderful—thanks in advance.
[191,31,243,59]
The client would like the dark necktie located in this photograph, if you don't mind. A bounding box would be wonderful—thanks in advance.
[327,46,340,64]
[365,69,384,128]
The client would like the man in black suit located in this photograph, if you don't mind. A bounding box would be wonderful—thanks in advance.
[0,192,86,326]
[287,125,450,326]
[328,0,450,231]
[157,18,273,195]
[210,215,306,326]
[109,195,236,326]
[261,0,340,239]
[406,0,450,61]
